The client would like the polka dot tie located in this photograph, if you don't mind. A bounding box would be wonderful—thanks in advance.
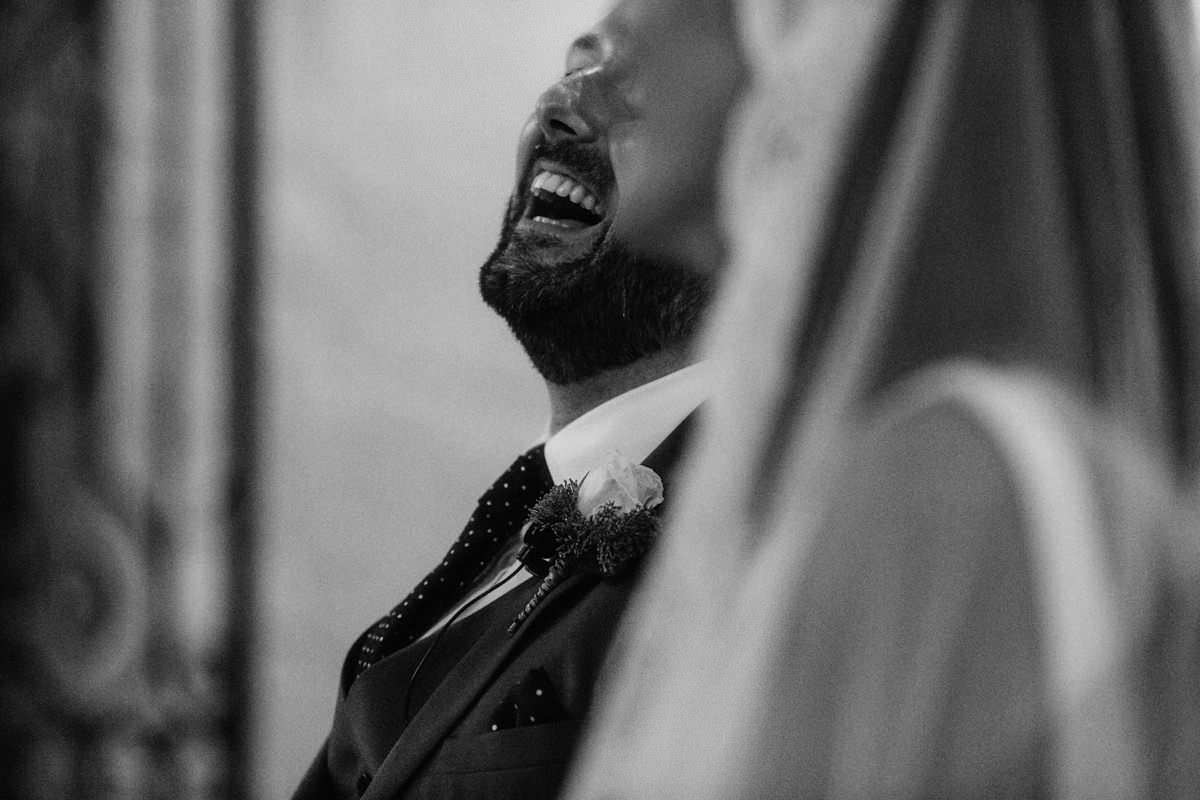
[350,445,554,684]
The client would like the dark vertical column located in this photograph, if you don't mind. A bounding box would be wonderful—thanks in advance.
[0,3,107,798]
[226,2,262,799]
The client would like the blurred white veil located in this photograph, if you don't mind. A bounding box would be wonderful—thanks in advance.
[565,0,1200,797]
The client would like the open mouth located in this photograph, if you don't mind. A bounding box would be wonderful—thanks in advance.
[523,168,606,231]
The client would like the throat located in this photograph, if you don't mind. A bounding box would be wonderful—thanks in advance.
[544,345,696,435]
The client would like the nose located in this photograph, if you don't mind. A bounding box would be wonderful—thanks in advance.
[534,76,598,144]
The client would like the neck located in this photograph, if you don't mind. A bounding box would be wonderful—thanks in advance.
[544,344,695,436]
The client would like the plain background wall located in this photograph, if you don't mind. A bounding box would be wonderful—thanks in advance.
[256,4,1200,794]
[261,2,606,793]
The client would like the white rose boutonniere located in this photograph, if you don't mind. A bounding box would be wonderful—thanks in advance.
[576,452,664,518]
[508,451,665,634]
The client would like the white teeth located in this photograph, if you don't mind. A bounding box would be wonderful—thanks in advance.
[529,169,603,217]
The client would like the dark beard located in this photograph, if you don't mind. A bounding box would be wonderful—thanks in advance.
[479,194,714,385]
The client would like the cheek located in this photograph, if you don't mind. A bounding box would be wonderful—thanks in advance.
[607,71,741,253]
[607,128,652,219]
[606,127,686,263]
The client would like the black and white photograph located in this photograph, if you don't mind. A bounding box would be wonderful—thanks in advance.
[5,1,1200,798]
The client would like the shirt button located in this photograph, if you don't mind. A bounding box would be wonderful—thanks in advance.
[356,771,372,796]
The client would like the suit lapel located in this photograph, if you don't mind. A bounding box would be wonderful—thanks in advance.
[359,411,698,799]
[360,571,594,800]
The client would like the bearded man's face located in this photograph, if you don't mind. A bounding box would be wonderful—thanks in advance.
[479,0,744,385]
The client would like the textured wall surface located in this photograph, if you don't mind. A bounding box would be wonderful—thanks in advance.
[261,2,606,793]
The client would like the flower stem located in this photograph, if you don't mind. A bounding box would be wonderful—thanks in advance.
[508,557,570,635]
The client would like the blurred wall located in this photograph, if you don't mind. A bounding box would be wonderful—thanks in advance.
[261,2,606,793]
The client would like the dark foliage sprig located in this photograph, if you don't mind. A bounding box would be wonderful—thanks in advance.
[508,482,660,634]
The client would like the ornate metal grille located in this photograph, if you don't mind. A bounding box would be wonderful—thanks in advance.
[1,2,260,797]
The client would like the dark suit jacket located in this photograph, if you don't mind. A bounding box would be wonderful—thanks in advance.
[293,420,692,800]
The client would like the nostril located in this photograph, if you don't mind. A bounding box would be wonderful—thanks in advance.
[549,119,576,136]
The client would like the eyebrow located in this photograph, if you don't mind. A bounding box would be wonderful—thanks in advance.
[566,14,635,67]
[568,32,603,58]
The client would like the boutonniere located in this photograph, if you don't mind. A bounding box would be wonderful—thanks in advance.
[508,452,664,634]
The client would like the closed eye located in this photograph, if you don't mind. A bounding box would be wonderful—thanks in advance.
[565,32,603,77]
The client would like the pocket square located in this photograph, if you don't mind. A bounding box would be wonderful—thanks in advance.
[486,668,568,732]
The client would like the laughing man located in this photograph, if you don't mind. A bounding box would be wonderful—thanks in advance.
[292,2,744,798]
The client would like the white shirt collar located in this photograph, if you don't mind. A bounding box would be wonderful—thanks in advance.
[542,361,711,484]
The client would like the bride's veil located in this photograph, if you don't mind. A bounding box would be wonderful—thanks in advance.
[565,1,1200,797]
